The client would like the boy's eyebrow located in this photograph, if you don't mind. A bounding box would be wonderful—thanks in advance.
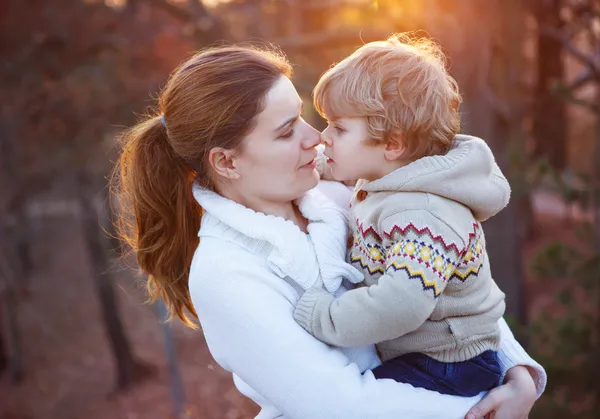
[274,102,303,132]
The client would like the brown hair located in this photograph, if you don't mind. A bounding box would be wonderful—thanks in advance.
[314,33,462,161]
[111,46,292,327]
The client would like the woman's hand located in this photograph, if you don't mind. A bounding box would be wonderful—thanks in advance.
[465,366,537,419]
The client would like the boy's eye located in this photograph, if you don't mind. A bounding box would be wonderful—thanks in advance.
[334,125,346,134]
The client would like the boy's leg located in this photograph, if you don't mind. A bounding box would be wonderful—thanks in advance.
[372,351,502,397]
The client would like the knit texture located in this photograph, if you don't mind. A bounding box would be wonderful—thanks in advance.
[189,176,546,418]
[294,135,508,363]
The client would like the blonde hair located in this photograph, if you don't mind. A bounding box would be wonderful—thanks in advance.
[111,46,292,327]
[313,33,462,160]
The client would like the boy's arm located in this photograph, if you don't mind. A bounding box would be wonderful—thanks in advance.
[293,210,465,347]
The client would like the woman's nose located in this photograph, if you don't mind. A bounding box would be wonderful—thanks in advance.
[301,119,321,149]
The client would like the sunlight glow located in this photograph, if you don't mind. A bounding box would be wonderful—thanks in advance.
[104,0,126,7]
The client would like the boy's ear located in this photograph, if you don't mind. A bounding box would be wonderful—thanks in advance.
[384,135,406,161]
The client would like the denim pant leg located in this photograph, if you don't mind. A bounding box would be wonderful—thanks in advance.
[441,351,502,397]
[372,351,502,397]
[372,352,449,393]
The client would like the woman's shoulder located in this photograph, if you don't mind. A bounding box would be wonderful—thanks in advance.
[189,235,298,306]
[190,235,266,282]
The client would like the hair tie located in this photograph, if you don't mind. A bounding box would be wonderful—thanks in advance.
[160,115,167,128]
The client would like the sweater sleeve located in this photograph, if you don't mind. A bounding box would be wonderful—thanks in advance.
[294,210,464,347]
[191,256,483,419]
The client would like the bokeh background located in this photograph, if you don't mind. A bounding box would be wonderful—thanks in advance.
[1,0,599,418]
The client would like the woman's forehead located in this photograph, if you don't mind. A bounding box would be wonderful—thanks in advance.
[257,76,302,129]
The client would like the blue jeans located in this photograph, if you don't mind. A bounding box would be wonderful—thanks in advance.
[372,350,501,397]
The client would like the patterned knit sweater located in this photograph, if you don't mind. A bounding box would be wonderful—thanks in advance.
[294,135,508,363]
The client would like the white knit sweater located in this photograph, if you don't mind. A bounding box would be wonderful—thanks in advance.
[188,181,546,419]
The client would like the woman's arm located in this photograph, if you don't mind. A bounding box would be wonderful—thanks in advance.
[190,253,482,419]
[497,318,547,398]
[466,365,537,419]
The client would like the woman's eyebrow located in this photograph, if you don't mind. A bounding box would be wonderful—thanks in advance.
[274,102,303,133]
[274,115,298,133]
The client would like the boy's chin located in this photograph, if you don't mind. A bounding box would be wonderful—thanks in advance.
[331,173,358,187]
[331,172,355,184]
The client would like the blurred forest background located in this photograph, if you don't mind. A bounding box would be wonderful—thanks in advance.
[1,0,599,418]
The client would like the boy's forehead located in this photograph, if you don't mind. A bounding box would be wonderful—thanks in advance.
[321,93,357,121]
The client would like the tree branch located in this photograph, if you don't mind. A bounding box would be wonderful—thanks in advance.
[477,34,512,123]
[553,81,599,113]
[568,68,596,90]
[541,25,600,79]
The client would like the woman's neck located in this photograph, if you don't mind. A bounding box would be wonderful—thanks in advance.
[219,188,309,233]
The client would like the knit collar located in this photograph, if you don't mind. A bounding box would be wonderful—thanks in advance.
[192,184,363,293]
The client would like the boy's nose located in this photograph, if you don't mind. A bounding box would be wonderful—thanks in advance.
[320,130,332,146]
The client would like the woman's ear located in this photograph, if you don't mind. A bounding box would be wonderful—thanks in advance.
[384,135,406,161]
[208,147,241,180]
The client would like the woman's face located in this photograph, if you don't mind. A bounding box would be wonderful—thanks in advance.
[228,75,321,204]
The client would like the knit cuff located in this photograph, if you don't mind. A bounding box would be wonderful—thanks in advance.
[293,287,334,335]
[498,337,547,400]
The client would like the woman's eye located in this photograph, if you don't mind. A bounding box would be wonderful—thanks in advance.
[280,129,294,139]
[334,125,345,134]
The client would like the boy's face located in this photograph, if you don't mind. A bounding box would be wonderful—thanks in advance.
[320,117,388,182]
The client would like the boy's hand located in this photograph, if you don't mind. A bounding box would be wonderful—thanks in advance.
[465,365,536,419]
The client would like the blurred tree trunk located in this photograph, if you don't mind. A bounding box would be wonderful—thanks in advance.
[0,281,22,383]
[594,84,600,415]
[0,318,6,373]
[0,121,27,383]
[534,0,567,170]
[77,175,153,391]
[155,299,188,419]
[446,0,529,335]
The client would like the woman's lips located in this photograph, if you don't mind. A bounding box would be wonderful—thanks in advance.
[301,158,317,169]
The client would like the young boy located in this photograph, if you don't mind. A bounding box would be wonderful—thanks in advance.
[293,34,509,397]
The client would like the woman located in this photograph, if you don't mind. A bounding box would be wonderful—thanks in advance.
[112,45,545,419]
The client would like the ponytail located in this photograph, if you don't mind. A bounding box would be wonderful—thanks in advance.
[111,45,293,328]
[111,115,201,328]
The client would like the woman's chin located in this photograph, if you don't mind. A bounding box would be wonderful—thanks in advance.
[302,169,320,190]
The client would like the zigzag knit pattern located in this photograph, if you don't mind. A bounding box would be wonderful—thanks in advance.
[349,220,485,297]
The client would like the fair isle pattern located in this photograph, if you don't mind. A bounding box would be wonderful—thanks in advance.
[351,255,385,275]
[386,262,445,297]
[450,221,485,282]
[384,221,477,254]
[349,220,485,296]
[348,231,386,275]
